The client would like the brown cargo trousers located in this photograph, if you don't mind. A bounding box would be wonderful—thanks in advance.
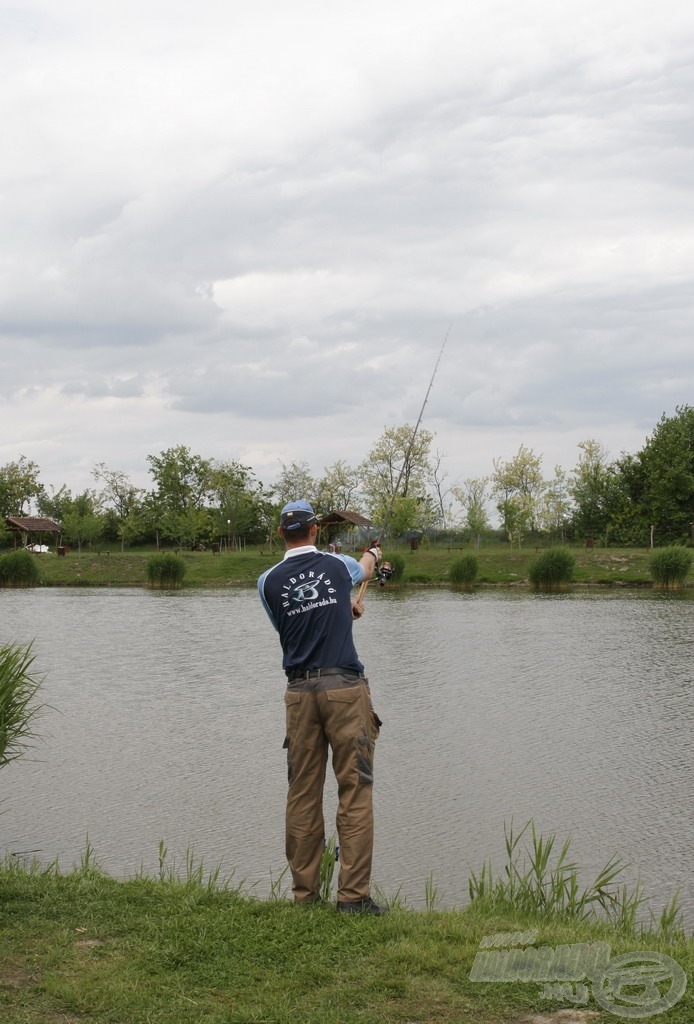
[283,675,381,903]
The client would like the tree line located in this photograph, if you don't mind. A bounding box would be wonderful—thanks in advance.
[1,406,693,550]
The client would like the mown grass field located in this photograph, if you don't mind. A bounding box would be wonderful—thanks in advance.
[2,543,670,589]
[1,854,692,1024]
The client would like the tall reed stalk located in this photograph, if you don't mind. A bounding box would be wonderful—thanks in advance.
[649,546,692,589]
[528,548,575,590]
[0,550,40,587]
[0,642,44,768]
[468,819,684,939]
[449,554,478,588]
[146,552,187,589]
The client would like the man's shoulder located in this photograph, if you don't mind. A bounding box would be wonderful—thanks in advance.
[257,559,284,588]
[258,549,355,584]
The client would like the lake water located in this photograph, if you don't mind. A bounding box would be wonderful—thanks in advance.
[2,586,692,925]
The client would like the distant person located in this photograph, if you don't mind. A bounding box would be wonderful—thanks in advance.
[258,500,386,915]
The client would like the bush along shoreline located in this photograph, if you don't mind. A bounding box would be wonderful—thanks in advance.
[1,822,691,1024]
[5,543,692,590]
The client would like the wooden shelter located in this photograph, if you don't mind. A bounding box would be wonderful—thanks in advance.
[317,510,374,549]
[5,516,62,550]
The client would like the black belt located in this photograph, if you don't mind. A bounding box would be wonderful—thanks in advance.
[286,667,363,682]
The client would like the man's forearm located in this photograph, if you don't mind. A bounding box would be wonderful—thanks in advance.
[358,546,381,581]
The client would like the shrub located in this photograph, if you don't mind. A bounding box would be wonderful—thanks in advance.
[0,642,44,768]
[0,550,40,587]
[449,554,478,588]
[146,552,187,589]
[386,553,405,583]
[528,547,575,590]
[649,546,693,589]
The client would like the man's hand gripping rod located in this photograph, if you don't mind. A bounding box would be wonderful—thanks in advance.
[356,547,393,604]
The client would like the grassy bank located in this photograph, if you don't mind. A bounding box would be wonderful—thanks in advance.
[2,822,692,1023]
[3,543,673,589]
[1,853,691,1024]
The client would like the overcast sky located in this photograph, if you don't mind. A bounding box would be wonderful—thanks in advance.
[2,0,693,501]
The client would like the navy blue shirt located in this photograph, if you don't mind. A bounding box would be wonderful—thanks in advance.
[258,546,365,674]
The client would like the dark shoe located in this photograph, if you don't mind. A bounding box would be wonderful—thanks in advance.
[337,897,388,916]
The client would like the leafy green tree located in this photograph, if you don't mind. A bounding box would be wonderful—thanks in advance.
[37,484,73,523]
[630,406,694,544]
[314,461,362,516]
[429,450,455,529]
[608,453,650,546]
[61,491,105,553]
[386,495,432,537]
[161,507,211,549]
[492,446,545,546]
[451,477,490,548]
[92,464,144,550]
[539,466,571,541]
[360,424,435,530]
[210,460,269,545]
[0,456,43,517]
[568,440,619,542]
[498,495,533,547]
[117,507,147,549]
[147,446,214,547]
[38,486,104,551]
[272,461,317,509]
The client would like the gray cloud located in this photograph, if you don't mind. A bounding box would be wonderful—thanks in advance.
[1,0,693,494]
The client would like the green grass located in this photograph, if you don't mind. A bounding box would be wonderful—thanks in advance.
[1,827,691,1024]
[3,542,668,590]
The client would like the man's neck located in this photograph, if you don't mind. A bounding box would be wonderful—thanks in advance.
[283,543,317,559]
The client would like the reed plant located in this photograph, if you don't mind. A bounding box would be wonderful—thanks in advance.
[153,839,225,891]
[0,641,44,769]
[528,547,575,590]
[424,871,440,911]
[145,552,187,589]
[448,554,478,588]
[468,819,684,940]
[0,549,40,587]
[649,546,693,589]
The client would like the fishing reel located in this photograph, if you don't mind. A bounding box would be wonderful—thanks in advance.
[375,561,394,587]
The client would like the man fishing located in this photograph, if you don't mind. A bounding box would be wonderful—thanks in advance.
[258,499,387,915]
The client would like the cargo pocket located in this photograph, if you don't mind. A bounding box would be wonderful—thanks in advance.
[356,733,374,784]
[283,688,303,731]
[325,684,362,704]
[283,690,303,784]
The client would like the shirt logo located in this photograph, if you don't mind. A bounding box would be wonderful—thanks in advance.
[281,570,337,613]
[292,581,320,602]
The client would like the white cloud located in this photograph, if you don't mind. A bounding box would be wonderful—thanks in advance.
[1,0,694,495]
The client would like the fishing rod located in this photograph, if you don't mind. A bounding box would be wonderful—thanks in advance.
[356,326,451,603]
